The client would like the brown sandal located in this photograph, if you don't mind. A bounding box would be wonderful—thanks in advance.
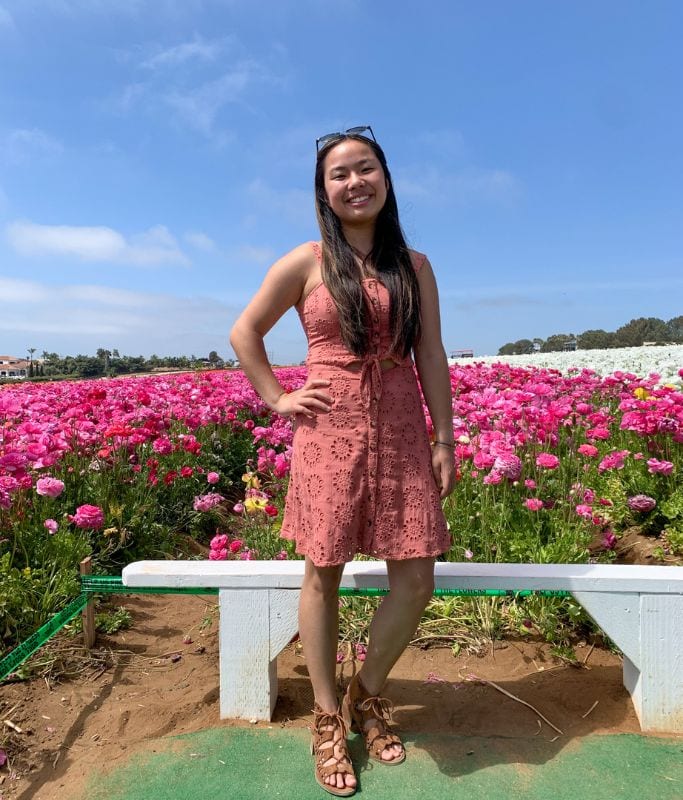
[342,674,406,766]
[310,704,357,797]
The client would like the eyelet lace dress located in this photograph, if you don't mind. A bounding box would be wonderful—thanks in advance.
[280,241,451,566]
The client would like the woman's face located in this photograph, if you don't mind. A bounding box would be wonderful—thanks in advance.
[322,139,388,227]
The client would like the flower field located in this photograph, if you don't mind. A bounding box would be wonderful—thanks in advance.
[463,344,683,386]
[1,349,682,657]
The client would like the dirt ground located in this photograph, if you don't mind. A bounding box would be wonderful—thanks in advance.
[0,590,646,800]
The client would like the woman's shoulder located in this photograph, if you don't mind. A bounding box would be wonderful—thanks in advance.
[272,241,319,278]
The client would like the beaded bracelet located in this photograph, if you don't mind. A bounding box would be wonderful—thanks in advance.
[432,440,455,449]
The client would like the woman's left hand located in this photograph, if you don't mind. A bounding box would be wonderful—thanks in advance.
[431,444,456,499]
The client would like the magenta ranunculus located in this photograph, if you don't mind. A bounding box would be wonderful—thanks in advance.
[209,548,228,561]
[535,453,560,469]
[193,492,225,512]
[525,498,544,511]
[575,504,593,519]
[493,453,522,481]
[44,518,59,534]
[627,494,657,513]
[647,458,674,476]
[207,471,220,484]
[577,444,599,458]
[36,477,65,498]
[68,504,105,530]
[210,533,229,550]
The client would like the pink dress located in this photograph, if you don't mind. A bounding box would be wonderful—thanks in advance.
[280,242,451,567]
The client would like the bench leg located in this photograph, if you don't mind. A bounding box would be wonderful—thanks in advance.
[623,595,683,733]
[574,591,683,733]
[218,589,300,720]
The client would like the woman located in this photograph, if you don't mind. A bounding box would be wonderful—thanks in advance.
[230,126,455,796]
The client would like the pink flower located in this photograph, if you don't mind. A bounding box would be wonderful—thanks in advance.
[44,518,59,534]
[233,502,244,514]
[36,476,65,498]
[577,444,599,458]
[536,453,560,469]
[275,550,288,560]
[68,504,105,530]
[464,548,473,560]
[587,427,611,441]
[207,471,220,484]
[152,437,173,455]
[575,504,593,519]
[264,503,278,517]
[483,470,503,485]
[229,539,243,553]
[524,479,536,489]
[180,466,193,478]
[193,492,225,512]
[647,458,674,476]
[0,487,11,509]
[601,530,617,550]
[493,453,522,481]
[209,548,228,560]
[598,450,629,473]
[525,498,544,511]
[354,643,367,661]
[210,533,229,550]
[627,494,657,513]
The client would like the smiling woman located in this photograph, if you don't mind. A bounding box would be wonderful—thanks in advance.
[230,128,455,796]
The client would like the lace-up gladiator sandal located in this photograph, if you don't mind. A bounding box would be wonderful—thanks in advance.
[342,674,406,766]
[310,704,357,797]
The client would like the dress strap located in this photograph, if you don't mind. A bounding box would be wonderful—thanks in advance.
[410,250,427,273]
[311,241,323,264]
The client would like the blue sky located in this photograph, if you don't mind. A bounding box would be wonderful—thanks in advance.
[1,1,681,363]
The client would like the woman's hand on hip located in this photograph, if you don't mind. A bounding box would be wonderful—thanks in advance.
[273,379,333,418]
[431,445,456,499]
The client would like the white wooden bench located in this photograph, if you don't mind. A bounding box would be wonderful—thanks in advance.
[121,560,683,733]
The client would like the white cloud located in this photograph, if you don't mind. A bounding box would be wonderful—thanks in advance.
[0,275,307,361]
[0,5,14,29]
[231,244,277,266]
[2,128,63,164]
[184,230,217,252]
[395,164,521,206]
[163,62,261,137]
[246,179,312,227]
[5,221,190,266]
[141,34,226,70]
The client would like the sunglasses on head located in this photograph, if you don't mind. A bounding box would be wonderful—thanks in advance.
[315,125,377,152]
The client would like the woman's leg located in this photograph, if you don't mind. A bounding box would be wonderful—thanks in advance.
[299,557,356,791]
[355,557,436,761]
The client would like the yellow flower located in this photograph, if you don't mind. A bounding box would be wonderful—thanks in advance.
[241,472,261,490]
[633,387,650,400]
[23,567,32,577]
[244,497,267,514]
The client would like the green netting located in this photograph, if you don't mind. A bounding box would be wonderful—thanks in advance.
[0,592,89,682]
[1,574,570,683]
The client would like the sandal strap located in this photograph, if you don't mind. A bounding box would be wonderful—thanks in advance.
[311,705,354,776]
[346,682,405,760]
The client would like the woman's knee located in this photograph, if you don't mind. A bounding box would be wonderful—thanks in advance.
[388,559,435,606]
[302,560,344,602]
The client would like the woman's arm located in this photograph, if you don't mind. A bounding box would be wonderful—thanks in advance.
[413,257,455,498]
[229,244,333,418]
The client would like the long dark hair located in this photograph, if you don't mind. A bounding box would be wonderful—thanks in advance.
[314,134,421,359]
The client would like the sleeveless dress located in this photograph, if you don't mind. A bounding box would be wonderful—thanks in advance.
[280,242,451,567]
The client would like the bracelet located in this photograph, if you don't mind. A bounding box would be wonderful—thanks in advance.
[432,440,455,449]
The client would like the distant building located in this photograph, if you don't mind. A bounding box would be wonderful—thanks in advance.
[448,349,474,359]
[0,355,30,379]
[563,339,578,351]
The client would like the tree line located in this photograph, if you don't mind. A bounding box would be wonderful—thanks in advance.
[498,315,683,355]
[20,349,233,381]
